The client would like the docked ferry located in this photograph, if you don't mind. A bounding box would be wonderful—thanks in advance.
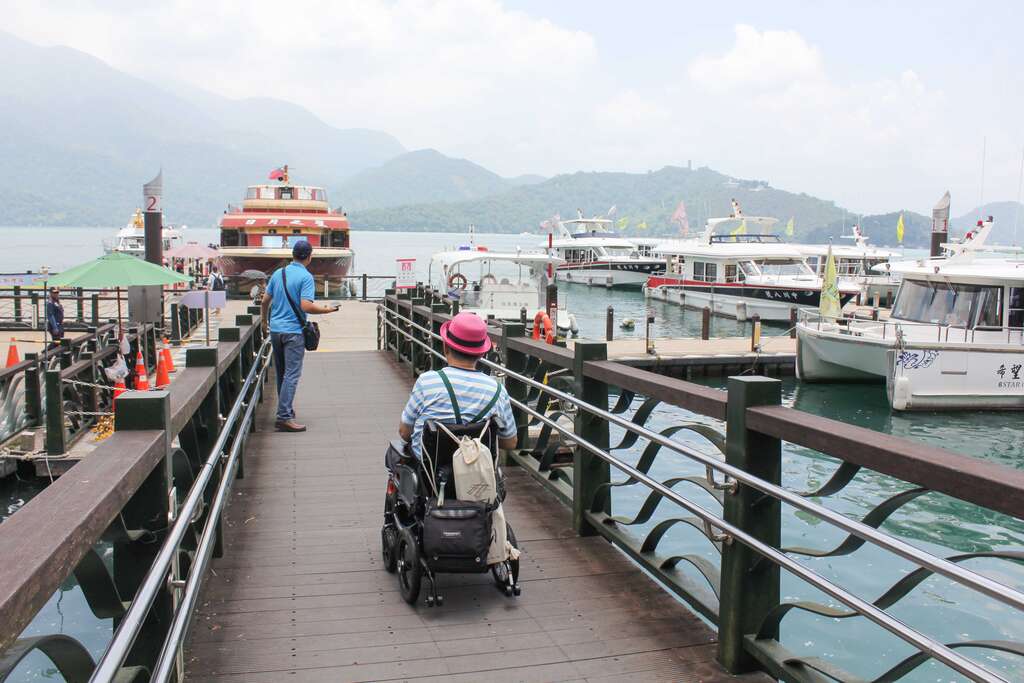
[645,204,859,321]
[796,217,1024,410]
[217,166,353,295]
[546,212,663,289]
[103,209,185,258]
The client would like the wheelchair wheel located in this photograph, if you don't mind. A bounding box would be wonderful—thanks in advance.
[381,525,398,573]
[397,534,422,605]
[491,524,520,590]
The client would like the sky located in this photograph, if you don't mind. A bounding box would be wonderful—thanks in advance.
[4,0,1023,215]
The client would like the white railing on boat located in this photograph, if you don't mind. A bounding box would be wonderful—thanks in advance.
[798,309,1024,345]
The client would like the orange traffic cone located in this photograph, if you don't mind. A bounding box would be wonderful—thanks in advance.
[5,338,19,368]
[133,351,149,391]
[113,379,127,399]
[155,352,170,389]
[161,337,176,373]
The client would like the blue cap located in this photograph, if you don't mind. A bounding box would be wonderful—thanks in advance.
[292,240,313,260]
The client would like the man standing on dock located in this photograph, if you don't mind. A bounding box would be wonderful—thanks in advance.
[261,240,339,432]
[46,287,64,346]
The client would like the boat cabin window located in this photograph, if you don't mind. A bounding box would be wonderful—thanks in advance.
[755,259,813,277]
[279,187,294,200]
[738,261,759,278]
[1010,288,1024,328]
[603,246,636,258]
[724,264,742,283]
[892,280,1004,328]
[329,231,349,248]
[262,235,284,248]
[693,261,717,282]
[221,230,240,247]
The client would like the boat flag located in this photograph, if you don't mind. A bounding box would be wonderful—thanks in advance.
[636,220,648,230]
[671,201,690,235]
[616,216,630,230]
[819,244,842,319]
[785,217,795,238]
[268,167,287,181]
[896,212,905,244]
[730,219,747,236]
[606,205,618,219]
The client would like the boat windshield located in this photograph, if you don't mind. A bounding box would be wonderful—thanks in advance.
[602,246,638,258]
[892,279,1003,328]
[749,259,813,277]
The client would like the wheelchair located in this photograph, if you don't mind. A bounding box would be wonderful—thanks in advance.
[381,418,521,607]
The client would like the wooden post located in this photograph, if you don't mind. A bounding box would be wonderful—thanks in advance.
[23,353,42,426]
[13,286,21,323]
[789,308,797,339]
[572,342,610,536]
[44,370,65,455]
[701,306,711,340]
[872,307,879,321]
[76,287,84,322]
[717,376,782,673]
[750,315,761,352]
[112,389,174,670]
[502,323,529,453]
[91,294,100,328]
[362,273,368,302]
[606,306,614,341]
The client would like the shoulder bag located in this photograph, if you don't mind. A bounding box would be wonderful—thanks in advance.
[280,266,320,351]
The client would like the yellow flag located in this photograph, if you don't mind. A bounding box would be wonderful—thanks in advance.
[730,219,747,236]
[785,217,795,238]
[617,216,629,230]
[819,244,841,319]
[637,220,648,230]
[896,212,905,243]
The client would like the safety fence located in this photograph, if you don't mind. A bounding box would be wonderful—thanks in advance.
[380,290,1024,682]
[0,286,207,333]
[0,308,269,682]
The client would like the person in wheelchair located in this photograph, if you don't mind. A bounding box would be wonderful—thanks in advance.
[383,312,520,606]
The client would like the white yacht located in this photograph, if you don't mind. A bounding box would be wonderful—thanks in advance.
[546,213,663,288]
[645,206,859,321]
[797,226,901,306]
[103,209,185,258]
[796,218,1024,410]
[430,246,578,335]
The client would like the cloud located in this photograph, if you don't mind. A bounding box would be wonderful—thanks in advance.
[688,24,824,92]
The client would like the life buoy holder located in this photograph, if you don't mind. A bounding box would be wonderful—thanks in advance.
[448,272,468,290]
[532,311,555,344]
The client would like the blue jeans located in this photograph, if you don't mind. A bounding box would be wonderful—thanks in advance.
[271,332,305,422]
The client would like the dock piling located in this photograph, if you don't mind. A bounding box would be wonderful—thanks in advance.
[606,306,614,341]
[789,308,797,338]
[701,306,711,340]
[750,315,761,352]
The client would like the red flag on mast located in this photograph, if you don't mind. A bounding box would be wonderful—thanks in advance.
[268,167,287,181]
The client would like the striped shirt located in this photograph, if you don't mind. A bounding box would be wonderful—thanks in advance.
[401,367,517,459]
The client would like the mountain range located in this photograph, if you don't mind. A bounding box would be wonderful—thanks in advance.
[1,30,1021,250]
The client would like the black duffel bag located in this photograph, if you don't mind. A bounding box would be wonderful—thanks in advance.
[422,499,492,573]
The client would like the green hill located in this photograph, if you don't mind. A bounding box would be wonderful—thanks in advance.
[347,165,851,237]
[338,149,534,211]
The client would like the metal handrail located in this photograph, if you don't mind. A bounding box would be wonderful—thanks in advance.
[89,337,273,682]
[149,350,270,682]
[380,305,1020,682]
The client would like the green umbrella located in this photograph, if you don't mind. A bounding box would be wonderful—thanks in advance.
[45,252,192,346]
[46,251,191,288]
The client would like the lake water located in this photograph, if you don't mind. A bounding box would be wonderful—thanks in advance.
[1,227,1021,680]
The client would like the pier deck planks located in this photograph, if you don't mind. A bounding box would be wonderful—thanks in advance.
[184,348,753,682]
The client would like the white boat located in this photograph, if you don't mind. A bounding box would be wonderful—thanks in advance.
[546,213,663,289]
[430,246,578,335]
[645,205,859,322]
[796,217,1024,410]
[797,226,901,306]
[103,209,185,258]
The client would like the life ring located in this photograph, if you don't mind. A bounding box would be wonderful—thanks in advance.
[448,272,468,290]
[480,273,498,285]
[532,311,555,344]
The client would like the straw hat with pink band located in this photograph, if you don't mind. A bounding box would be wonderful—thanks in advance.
[439,312,492,356]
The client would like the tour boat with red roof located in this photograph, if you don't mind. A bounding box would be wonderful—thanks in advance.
[217,166,353,295]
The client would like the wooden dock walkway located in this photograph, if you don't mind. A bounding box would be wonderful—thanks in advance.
[183,328,745,681]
